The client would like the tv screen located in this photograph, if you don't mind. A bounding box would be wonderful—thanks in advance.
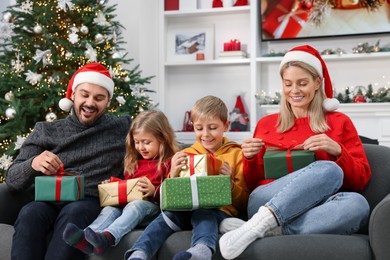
[260,0,390,41]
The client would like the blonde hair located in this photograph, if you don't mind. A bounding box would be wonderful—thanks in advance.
[124,110,180,175]
[277,61,330,133]
[191,95,228,123]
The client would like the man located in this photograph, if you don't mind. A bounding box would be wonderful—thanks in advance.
[6,62,131,260]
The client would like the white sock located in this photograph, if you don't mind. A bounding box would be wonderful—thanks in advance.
[127,250,147,260]
[219,217,245,234]
[219,206,278,259]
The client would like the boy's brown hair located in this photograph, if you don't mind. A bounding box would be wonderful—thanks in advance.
[190,95,228,123]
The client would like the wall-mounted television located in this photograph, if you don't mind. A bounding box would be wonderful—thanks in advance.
[260,0,390,41]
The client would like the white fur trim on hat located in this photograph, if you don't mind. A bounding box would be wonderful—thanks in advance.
[59,97,73,111]
[72,71,114,97]
[279,50,323,78]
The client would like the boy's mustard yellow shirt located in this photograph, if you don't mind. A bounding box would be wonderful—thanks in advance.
[182,137,250,217]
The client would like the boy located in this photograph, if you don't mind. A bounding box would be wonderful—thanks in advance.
[125,95,249,260]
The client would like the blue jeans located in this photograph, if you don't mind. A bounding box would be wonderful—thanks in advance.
[248,160,370,235]
[12,198,101,260]
[88,200,159,245]
[125,209,229,260]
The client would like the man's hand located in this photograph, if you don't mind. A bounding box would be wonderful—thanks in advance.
[31,150,63,175]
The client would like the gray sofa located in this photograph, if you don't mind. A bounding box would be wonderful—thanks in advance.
[1,143,390,260]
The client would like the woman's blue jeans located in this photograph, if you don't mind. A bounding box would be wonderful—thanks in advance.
[125,208,229,260]
[12,198,101,260]
[248,161,370,235]
[88,200,159,245]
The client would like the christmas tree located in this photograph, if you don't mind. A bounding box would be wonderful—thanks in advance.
[0,0,155,182]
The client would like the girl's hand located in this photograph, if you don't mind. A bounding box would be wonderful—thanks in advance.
[101,179,110,184]
[241,138,264,159]
[137,177,155,198]
[169,152,188,178]
[302,134,342,157]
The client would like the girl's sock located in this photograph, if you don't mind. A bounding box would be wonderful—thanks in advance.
[173,243,212,260]
[62,223,93,254]
[84,227,114,255]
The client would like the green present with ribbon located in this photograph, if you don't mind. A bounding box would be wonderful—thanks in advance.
[35,167,84,201]
[264,146,316,180]
[161,175,232,211]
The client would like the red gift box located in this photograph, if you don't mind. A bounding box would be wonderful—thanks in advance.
[165,0,179,11]
[262,0,309,39]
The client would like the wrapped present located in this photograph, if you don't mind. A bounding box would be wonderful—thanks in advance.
[179,154,222,177]
[161,175,232,210]
[35,175,84,201]
[262,0,310,39]
[264,148,315,179]
[98,178,143,207]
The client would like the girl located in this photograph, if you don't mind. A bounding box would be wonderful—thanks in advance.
[63,110,180,255]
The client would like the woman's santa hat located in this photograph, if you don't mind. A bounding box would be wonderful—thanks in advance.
[279,45,340,111]
[59,62,114,111]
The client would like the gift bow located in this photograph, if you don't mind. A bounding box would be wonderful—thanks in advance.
[264,141,303,173]
[52,166,83,201]
[108,176,138,205]
[184,153,221,176]
[274,2,307,39]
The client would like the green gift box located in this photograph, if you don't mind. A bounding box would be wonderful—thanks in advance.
[264,149,315,179]
[35,175,85,201]
[161,175,232,211]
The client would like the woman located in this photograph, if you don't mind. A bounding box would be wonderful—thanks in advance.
[219,45,371,259]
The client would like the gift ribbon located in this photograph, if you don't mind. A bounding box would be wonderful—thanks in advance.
[264,141,302,173]
[273,2,307,39]
[190,175,200,210]
[53,166,83,201]
[118,180,128,205]
[187,153,221,176]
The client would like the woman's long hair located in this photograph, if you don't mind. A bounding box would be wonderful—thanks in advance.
[277,61,330,133]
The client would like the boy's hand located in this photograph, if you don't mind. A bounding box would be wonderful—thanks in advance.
[137,177,155,197]
[219,161,232,176]
[169,152,188,178]
[241,138,264,159]
[101,179,110,184]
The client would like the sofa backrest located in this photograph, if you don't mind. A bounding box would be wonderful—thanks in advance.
[360,144,390,213]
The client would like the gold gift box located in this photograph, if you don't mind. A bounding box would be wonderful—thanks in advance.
[98,178,143,207]
[180,154,222,177]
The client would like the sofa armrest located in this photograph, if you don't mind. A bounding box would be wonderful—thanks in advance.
[0,183,34,225]
[369,193,390,260]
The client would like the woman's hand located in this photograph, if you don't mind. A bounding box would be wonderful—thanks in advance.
[241,138,264,159]
[31,150,63,175]
[169,152,188,178]
[137,177,155,198]
[302,134,342,157]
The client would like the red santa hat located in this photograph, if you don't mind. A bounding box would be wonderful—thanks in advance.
[59,62,114,111]
[279,45,339,111]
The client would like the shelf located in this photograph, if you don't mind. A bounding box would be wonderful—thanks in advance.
[164,6,250,17]
[256,52,390,63]
[165,58,250,66]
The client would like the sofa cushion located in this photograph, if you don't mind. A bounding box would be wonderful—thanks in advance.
[0,224,14,260]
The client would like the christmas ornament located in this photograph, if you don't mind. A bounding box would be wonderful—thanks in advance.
[4,91,14,101]
[124,76,130,82]
[94,11,110,26]
[0,154,13,171]
[20,1,33,13]
[57,0,73,12]
[95,33,104,42]
[5,107,16,119]
[33,24,42,34]
[45,112,57,122]
[68,31,79,44]
[80,25,89,35]
[112,52,121,59]
[2,12,12,22]
[24,70,42,85]
[14,136,26,150]
[116,96,126,105]
[85,43,97,62]
[65,52,73,58]
[33,49,51,66]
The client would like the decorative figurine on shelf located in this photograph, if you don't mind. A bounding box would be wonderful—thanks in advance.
[213,0,223,8]
[353,86,367,103]
[229,96,249,131]
[234,0,249,6]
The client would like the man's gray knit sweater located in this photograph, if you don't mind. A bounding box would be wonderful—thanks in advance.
[6,112,131,198]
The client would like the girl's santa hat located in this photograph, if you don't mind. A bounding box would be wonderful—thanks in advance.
[59,62,114,111]
[279,45,339,111]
